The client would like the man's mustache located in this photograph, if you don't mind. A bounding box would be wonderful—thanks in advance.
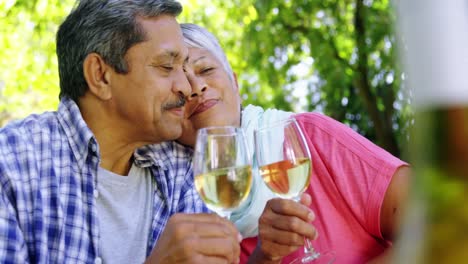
[163,96,186,110]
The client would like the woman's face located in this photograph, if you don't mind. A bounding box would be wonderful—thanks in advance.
[177,47,241,146]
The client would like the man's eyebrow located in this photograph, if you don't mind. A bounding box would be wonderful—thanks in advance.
[153,50,181,61]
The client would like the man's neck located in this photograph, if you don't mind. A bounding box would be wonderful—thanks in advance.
[79,96,149,176]
[99,146,136,176]
[92,124,143,176]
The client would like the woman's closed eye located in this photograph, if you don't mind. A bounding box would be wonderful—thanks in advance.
[200,67,214,74]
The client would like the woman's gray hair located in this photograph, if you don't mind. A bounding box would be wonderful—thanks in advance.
[56,0,182,102]
[180,23,235,82]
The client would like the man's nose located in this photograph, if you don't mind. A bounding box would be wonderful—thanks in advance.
[173,70,192,98]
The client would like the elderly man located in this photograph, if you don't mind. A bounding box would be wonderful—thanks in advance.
[0,1,240,264]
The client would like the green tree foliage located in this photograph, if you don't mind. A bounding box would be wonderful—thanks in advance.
[0,0,410,157]
[182,0,411,157]
[0,0,74,126]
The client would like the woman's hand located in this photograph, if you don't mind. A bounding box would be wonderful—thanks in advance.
[248,193,318,263]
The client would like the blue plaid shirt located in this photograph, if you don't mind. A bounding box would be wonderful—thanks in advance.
[0,98,208,263]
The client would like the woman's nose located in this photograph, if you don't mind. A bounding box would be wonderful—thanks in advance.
[188,79,207,100]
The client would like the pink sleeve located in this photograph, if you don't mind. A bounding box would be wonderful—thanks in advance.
[294,112,407,240]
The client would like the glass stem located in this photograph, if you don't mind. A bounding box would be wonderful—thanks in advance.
[304,238,317,255]
[224,212,231,220]
[218,210,231,219]
[292,196,321,260]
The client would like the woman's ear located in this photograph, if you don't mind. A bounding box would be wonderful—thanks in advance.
[233,72,240,93]
[83,53,113,100]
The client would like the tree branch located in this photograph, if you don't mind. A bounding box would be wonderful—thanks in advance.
[353,0,399,155]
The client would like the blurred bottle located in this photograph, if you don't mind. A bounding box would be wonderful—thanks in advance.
[393,0,468,262]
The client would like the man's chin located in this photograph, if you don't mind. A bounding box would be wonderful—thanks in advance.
[152,120,183,142]
[177,123,196,147]
[175,135,195,147]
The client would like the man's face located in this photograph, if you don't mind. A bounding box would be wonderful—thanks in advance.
[108,15,190,144]
[178,47,241,146]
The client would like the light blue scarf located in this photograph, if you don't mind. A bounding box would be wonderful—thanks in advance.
[230,104,293,238]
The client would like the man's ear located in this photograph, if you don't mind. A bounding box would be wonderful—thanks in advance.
[83,53,113,100]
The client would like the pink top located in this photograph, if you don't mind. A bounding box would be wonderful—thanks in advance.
[240,112,407,264]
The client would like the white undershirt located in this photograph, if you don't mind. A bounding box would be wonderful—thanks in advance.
[96,164,154,264]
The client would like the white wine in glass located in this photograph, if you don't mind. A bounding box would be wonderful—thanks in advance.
[259,158,311,200]
[254,118,334,264]
[193,126,252,218]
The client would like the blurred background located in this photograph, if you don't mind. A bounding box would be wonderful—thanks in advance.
[0,0,411,158]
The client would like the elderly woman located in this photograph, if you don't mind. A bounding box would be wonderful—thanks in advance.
[176,23,410,264]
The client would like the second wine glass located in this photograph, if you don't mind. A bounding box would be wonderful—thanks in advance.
[254,117,335,264]
[193,126,253,218]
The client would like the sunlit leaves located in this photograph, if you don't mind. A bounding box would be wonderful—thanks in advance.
[0,0,410,156]
[182,0,409,156]
[0,0,74,125]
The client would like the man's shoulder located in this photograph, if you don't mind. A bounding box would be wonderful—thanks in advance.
[0,111,59,148]
[0,111,62,187]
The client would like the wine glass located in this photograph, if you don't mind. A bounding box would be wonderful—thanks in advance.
[254,117,335,264]
[193,126,253,219]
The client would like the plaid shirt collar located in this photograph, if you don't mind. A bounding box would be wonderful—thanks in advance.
[134,142,194,170]
[57,97,97,168]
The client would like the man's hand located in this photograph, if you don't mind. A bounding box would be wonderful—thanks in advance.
[146,213,242,264]
[248,193,317,264]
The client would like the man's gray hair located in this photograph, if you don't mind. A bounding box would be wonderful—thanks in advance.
[180,23,235,82]
[57,0,182,102]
